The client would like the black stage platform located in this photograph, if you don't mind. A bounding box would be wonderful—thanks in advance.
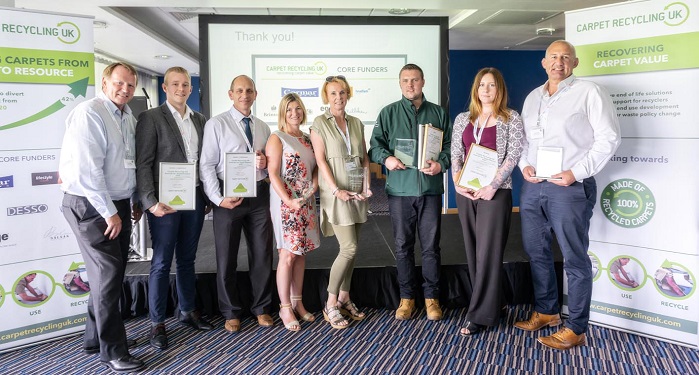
[123,211,563,319]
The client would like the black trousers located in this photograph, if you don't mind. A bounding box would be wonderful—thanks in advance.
[387,195,442,299]
[61,194,131,361]
[213,181,273,319]
[456,189,512,326]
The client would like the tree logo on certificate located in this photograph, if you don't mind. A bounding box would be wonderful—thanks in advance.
[169,196,186,206]
[233,183,248,193]
[600,178,655,228]
[466,178,482,189]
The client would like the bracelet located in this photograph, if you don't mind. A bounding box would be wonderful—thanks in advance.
[331,187,339,196]
[149,203,160,213]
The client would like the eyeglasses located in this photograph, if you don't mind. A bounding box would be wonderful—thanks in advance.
[325,75,346,82]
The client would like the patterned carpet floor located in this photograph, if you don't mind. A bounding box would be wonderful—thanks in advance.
[1,305,697,374]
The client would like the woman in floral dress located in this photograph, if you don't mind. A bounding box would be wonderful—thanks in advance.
[266,93,320,332]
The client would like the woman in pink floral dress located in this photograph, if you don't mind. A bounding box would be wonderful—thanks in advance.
[266,93,320,332]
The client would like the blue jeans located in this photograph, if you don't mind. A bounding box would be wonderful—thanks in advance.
[147,190,206,324]
[388,195,442,299]
[520,178,596,335]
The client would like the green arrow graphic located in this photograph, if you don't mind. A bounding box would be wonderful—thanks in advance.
[0,77,89,131]
[69,261,85,271]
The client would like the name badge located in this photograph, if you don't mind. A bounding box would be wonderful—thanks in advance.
[124,159,136,169]
[530,127,544,140]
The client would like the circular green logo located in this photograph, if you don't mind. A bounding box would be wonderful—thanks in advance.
[664,2,690,27]
[57,21,81,44]
[600,179,655,228]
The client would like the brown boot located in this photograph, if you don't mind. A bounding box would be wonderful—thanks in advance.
[395,298,416,320]
[425,299,443,321]
[514,311,562,331]
[538,327,586,350]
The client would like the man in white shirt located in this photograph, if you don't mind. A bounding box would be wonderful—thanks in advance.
[514,40,621,350]
[200,75,274,332]
[136,66,213,350]
[59,62,144,372]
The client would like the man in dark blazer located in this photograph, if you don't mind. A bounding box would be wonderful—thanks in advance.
[136,66,213,350]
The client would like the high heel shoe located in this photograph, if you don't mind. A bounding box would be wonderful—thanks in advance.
[279,304,300,332]
[291,295,315,322]
[323,305,349,330]
[338,299,365,321]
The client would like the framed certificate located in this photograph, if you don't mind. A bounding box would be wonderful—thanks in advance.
[456,144,498,191]
[224,152,257,198]
[419,124,444,169]
[159,162,196,210]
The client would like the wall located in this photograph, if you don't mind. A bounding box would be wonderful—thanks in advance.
[447,50,548,208]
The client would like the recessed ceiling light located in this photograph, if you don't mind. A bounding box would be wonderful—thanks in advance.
[154,55,171,60]
[174,7,199,12]
[388,8,412,15]
[93,20,108,29]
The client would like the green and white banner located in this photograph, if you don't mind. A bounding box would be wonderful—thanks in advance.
[565,0,698,348]
[0,8,94,352]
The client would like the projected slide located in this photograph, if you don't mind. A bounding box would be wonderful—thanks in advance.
[202,17,446,127]
[252,55,406,125]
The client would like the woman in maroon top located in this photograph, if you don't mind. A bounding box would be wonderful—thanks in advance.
[450,67,524,335]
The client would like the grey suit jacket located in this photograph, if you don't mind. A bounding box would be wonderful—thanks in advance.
[136,103,207,209]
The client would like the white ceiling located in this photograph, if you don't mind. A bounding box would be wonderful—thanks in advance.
[13,0,625,76]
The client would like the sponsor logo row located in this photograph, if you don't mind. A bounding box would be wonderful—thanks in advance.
[0,226,72,248]
[0,172,59,189]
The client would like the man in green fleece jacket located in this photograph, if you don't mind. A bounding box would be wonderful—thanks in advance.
[369,63,451,321]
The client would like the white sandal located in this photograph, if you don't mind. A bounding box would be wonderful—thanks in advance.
[291,295,315,322]
[279,304,300,332]
[323,305,349,330]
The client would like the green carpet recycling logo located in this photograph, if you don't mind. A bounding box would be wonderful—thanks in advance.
[664,2,690,27]
[57,21,80,44]
[601,178,655,228]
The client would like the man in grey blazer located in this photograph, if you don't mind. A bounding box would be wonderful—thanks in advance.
[136,66,213,350]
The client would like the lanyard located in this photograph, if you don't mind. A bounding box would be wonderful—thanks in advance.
[536,84,571,129]
[101,99,132,156]
[174,111,195,160]
[235,117,254,152]
[472,113,491,145]
[334,117,352,155]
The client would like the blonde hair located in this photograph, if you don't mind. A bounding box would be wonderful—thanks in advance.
[164,66,191,84]
[277,93,307,131]
[102,62,138,85]
[321,76,352,104]
[468,67,511,123]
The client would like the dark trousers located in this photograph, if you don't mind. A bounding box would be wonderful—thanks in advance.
[213,181,273,319]
[520,178,596,335]
[387,194,442,299]
[147,189,206,324]
[456,189,512,326]
[62,194,131,361]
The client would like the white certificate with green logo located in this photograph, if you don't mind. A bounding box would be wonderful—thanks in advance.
[159,162,196,210]
[224,152,257,198]
[456,144,498,191]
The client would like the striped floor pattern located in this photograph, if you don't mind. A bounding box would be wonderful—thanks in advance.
[1,305,696,374]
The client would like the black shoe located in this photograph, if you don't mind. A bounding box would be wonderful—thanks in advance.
[101,355,145,373]
[149,324,168,350]
[179,311,213,331]
[84,338,137,355]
